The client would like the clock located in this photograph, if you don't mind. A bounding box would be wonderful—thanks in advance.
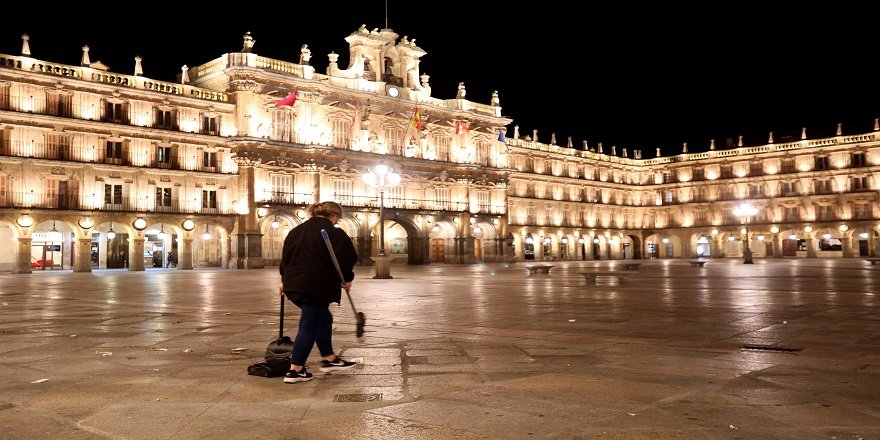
[387,86,400,98]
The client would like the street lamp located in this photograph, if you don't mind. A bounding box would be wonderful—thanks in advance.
[733,202,759,264]
[363,164,400,279]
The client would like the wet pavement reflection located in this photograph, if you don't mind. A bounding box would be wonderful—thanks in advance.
[1,258,879,439]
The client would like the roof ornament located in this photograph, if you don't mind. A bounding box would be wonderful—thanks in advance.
[21,33,31,56]
[242,32,255,53]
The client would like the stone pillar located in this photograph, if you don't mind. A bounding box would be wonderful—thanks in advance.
[129,237,145,271]
[13,237,32,274]
[179,237,193,270]
[774,235,784,258]
[806,237,818,258]
[229,149,264,269]
[842,235,855,257]
[74,238,92,272]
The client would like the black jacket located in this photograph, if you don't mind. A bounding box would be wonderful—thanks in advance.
[279,216,358,304]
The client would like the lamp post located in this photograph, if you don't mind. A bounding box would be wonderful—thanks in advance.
[363,164,400,279]
[733,202,758,264]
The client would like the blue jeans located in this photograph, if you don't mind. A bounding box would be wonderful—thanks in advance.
[290,301,334,366]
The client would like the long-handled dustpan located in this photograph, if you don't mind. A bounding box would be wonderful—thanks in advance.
[320,229,366,337]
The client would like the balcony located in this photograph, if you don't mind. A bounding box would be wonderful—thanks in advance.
[0,191,236,214]
[0,141,234,174]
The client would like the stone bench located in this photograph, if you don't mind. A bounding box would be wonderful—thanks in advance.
[865,258,880,265]
[525,264,555,275]
[687,260,707,267]
[577,271,638,285]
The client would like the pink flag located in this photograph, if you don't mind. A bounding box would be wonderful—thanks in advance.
[274,90,297,107]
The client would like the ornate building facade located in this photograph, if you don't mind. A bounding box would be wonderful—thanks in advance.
[1,28,878,273]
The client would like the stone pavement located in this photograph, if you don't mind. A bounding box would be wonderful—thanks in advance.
[1,258,879,440]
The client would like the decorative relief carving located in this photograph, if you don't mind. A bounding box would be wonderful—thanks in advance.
[206,178,216,185]
[50,167,65,175]
[229,75,259,92]
[231,151,263,166]
[274,151,291,167]
[109,171,121,179]
[160,175,171,182]
[300,91,323,104]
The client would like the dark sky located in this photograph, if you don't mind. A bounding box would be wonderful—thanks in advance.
[2,4,878,156]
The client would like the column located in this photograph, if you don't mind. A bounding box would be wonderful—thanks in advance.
[129,237,145,271]
[842,235,855,258]
[229,149,264,269]
[13,237,32,274]
[73,238,92,272]
[806,237,818,258]
[179,237,193,270]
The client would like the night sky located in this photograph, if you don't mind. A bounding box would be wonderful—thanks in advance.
[2,4,878,156]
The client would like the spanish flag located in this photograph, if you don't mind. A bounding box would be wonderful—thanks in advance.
[274,90,297,107]
[412,106,423,131]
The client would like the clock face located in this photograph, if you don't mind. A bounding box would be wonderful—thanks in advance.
[387,87,400,98]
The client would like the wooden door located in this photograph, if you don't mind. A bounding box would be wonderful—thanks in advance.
[430,238,445,263]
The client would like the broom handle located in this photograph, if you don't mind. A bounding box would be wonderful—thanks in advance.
[321,229,357,316]
[279,293,285,339]
[321,229,346,284]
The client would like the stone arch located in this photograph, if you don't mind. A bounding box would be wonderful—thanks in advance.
[92,220,136,269]
[427,219,456,264]
[29,218,76,270]
[625,233,642,259]
[369,214,422,264]
[690,231,714,258]
[259,214,299,266]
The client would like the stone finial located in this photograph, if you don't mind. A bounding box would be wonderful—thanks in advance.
[682,142,688,153]
[420,74,430,88]
[242,32,255,53]
[134,56,143,76]
[611,145,617,156]
[456,82,466,99]
[358,24,369,34]
[491,90,500,106]
[550,133,557,145]
[710,139,716,150]
[874,118,879,132]
[21,33,31,56]
[513,125,520,139]
[636,149,642,159]
[582,140,588,150]
[801,127,807,140]
[656,147,661,157]
[768,131,774,144]
[598,142,603,154]
[81,45,90,66]
[567,136,573,148]
[738,135,743,147]
[532,129,538,142]
[181,65,190,84]
[299,44,311,65]
[836,122,842,136]
[401,35,409,45]
[623,148,628,158]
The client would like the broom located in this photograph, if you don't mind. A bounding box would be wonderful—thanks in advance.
[320,229,366,337]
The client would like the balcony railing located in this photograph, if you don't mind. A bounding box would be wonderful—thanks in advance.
[0,94,223,136]
[0,141,235,174]
[0,191,236,214]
